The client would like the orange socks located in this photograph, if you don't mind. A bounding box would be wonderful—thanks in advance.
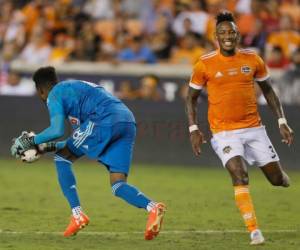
[234,185,258,232]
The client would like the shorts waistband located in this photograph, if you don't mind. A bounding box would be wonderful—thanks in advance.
[213,125,265,136]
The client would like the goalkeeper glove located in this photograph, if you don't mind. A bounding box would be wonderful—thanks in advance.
[11,131,35,158]
[14,131,35,151]
[10,141,21,158]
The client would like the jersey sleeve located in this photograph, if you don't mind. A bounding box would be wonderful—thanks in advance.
[34,91,65,145]
[189,60,207,90]
[254,54,270,82]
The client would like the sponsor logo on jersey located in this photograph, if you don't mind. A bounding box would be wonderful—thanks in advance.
[227,68,238,76]
[68,116,80,126]
[223,146,232,154]
[241,65,251,74]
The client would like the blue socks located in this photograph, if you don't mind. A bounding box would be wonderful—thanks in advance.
[54,155,80,209]
[54,154,154,212]
[112,180,154,211]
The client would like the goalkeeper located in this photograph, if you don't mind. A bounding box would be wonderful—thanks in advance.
[11,66,166,240]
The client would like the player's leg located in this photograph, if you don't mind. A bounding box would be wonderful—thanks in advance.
[243,126,290,187]
[226,156,258,231]
[110,172,166,240]
[211,133,264,245]
[243,126,290,185]
[226,156,258,233]
[100,122,166,240]
[260,161,290,187]
[110,172,156,212]
[55,147,81,211]
[226,156,264,245]
[100,122,160,212]
[242,126,289,244]
[56,143,89,236]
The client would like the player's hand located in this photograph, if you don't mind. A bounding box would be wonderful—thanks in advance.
[13,131,35,154]
[279,124,294,146]
[189,130,206,156]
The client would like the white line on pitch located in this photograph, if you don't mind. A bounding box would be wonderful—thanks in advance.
[0,229,297,235]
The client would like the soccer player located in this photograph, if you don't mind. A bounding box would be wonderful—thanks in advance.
[186,12,293,245]
[11,66,166,240]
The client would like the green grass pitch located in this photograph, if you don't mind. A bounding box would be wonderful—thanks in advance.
[0,159,299,250]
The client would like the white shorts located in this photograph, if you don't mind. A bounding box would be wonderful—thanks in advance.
[211,126,279,167]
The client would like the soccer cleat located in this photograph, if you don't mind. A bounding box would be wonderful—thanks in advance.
[63,212,90,237]
[250,229,265,245]
[144,202,166,240]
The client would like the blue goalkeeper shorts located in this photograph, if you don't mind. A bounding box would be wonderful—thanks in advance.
[67,121,136,175]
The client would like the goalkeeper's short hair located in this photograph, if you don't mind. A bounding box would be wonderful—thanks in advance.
[33,66,58,89]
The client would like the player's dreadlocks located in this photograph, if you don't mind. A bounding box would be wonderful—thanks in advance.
[216,12,235,26]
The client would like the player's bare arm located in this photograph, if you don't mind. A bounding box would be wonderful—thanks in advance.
[257,79,294,145]
[186,87,206,156]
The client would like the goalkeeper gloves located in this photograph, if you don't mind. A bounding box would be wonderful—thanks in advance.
[11,131,61,159]
[10,142,21,158]
[11,131,35,158]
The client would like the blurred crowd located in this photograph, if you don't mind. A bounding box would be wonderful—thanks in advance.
[0,0,299,103]
[0,0,299,65]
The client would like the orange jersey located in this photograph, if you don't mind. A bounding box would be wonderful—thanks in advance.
[189,49,269,133]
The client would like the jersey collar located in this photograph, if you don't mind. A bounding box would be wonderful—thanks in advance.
[217,48,240,61]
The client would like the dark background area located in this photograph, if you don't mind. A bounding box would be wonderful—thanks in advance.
[1,96,299,169]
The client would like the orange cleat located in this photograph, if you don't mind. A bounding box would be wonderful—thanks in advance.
[144,203,166,240]
[63,212,90,237]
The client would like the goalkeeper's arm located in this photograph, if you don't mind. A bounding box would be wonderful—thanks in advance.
[34,114,65,145]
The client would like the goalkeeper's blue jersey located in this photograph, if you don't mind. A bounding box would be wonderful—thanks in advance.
[47,80,135,129]
[33,80,136,169]
[34,80,135,145]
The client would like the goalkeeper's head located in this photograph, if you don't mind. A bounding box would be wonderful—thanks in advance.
[33,66,58,102]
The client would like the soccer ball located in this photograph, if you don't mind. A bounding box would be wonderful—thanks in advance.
[21,148,40,163]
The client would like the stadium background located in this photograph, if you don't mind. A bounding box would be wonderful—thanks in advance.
[0,1,299,250]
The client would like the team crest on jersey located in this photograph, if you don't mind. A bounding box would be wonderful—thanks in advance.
[223,146,232,154]
[241,66,251,74]
[68,116,80,126]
